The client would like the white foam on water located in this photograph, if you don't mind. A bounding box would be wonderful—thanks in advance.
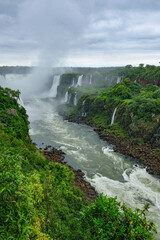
[102,146,128,171]
[102,146,113,156]
[27,97,160,239]
[86,167,160,238]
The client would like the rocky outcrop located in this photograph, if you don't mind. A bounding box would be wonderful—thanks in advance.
[6,108,18,116]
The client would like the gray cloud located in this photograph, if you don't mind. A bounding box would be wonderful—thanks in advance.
[14,0,95,67]
[0,0,160,66]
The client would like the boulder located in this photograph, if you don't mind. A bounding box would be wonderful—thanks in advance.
[6,108,18,116]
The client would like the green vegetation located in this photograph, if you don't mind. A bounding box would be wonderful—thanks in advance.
[0,86,156,239]
[0,87,29,140]
[66,77,160,146]
[119,64,160,85]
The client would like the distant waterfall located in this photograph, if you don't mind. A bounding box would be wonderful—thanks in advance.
[64,91,68,103]
[111,107,117,125]
[76,75,83,87]
[82,100,86,117]
[74,93,77,106]
[89,75,92,84]
[117,77,121,84]
[67,93,71,104]
[49,75,61,98]
[17,95,25,107]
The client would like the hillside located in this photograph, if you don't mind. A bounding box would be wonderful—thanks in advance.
[119,64,160,86]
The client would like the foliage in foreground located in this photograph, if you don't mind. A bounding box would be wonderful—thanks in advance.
[0,86,157,239]
[77,195,156,240]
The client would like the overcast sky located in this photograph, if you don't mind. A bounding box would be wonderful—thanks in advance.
[0,0,160,67]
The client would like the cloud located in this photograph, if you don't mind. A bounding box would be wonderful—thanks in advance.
[14,0,94,66]
[0,0,160,66]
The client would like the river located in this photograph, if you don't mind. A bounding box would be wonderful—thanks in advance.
[25,97,160,238]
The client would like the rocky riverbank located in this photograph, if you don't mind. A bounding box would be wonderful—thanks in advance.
[41,146,98,204]
[67,117,160,176]
[96,129,160,175]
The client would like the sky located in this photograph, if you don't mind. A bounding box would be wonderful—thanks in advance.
[0,0,160,67]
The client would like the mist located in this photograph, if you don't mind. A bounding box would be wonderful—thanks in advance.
[8,0,94,97]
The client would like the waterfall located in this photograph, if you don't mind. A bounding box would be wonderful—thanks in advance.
[117,77,121,84]
[111,107,117,125]
[64,91,68,103]
[76,75,83,87]
[74,93,77,106]
[17,95,25,107]
[82,100,86,117]
[67,93,71,104]
[89,75,92,84]
[49,75,61,98]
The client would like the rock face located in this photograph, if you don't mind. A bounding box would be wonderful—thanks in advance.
[6,108,18,116]
[43,146,98,204]
[95,129,160,175]
[65,114,160,176]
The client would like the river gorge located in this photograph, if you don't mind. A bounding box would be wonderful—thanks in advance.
[1,72,160,238]
[25,97,160,238]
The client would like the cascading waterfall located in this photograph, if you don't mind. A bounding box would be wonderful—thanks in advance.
[89,75,92,84]
[48,75,61,98]
[82,100,86,117]
[111,107,117,125]
[17,95,25,107]
[76,75,83,87]
[74,92,77,106]
[117,77,121,84]
[64,91,69,103]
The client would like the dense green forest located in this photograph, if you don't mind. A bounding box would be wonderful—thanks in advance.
[0,85,156,239]
[119,64,160,85]
[64,73,160,149]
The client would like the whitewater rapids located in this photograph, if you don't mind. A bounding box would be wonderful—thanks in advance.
[25,97,160,239]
